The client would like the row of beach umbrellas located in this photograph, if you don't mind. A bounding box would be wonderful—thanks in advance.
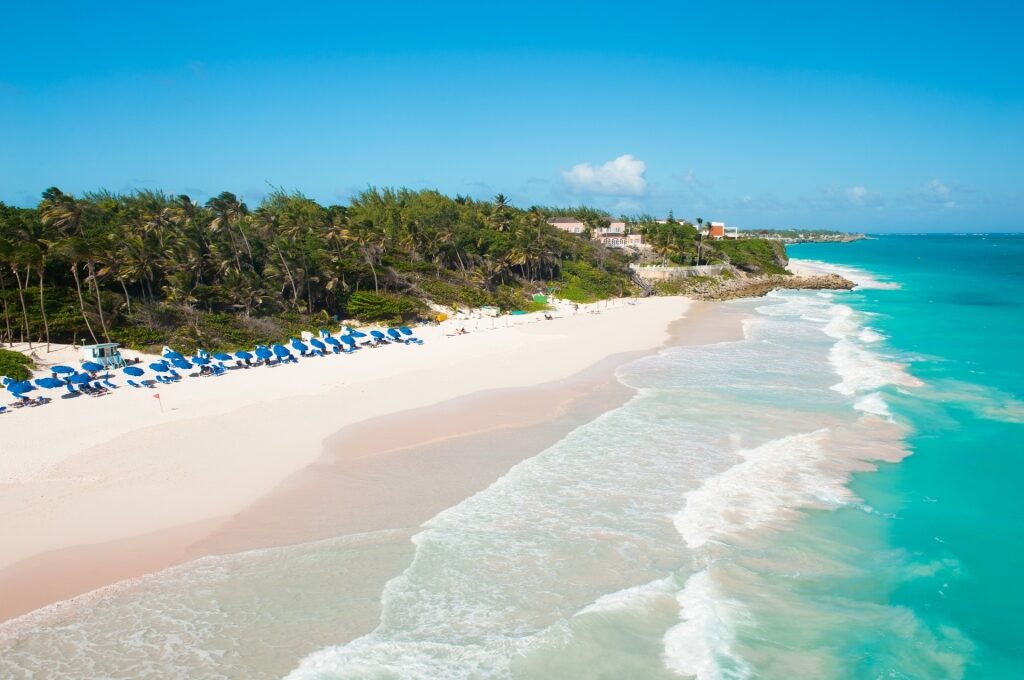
[5,326,420,398]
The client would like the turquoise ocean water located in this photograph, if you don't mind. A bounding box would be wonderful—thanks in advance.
[779,235,1024,678]
[1,235,1020,678]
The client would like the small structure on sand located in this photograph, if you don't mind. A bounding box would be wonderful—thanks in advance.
[80,342,125,369]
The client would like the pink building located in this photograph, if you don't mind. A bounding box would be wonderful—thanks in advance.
[547,217,586,234]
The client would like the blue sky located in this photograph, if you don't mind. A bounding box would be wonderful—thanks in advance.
[2,1,1021,231]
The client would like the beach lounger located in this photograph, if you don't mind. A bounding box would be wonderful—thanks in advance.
[127,379,143,388]
[103,378,118,389]
[0,405,6,414]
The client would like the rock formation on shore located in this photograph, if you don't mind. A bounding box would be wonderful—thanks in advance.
[654,270,855,301]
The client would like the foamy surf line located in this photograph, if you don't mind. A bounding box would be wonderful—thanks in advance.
[789,257,901,289]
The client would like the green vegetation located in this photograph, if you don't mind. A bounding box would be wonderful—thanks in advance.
[0,189,634,352]
[553,261,631,303]
[0,348,33,381]
[344,292,426,324]
[634,216,788,274]
[713,239,789,274]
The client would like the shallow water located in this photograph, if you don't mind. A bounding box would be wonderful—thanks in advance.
[2,235,1020,679]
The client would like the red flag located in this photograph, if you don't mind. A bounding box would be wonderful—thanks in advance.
[153,393,161,399]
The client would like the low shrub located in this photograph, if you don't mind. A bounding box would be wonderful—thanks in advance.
[345,291,426,324]
[0,348,33,381]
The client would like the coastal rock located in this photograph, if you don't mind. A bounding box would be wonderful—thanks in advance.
[659,271,854,301]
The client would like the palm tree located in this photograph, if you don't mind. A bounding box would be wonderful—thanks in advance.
[54,236,99,344]
[27,241,51,351]
[252,208,300,305]
[207,192,252,271]
[491,194,512,232]
[0,236,29,345]
[39,188,110,340]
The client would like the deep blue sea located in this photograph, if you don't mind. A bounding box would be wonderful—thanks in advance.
[1,234,1020,679]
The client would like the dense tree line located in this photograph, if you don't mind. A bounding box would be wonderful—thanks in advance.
[0,188,632,349]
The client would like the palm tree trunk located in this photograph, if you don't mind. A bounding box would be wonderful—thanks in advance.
[71,263,98,344]
[238,226,255,264]
[0,271,13,347]
[38,268,50,352]
[274,244,299,304]
[11,267,31,348]
[86,258,110,340]
[119,278,132,314]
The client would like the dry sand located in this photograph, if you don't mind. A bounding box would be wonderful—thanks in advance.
[0,296,711,621]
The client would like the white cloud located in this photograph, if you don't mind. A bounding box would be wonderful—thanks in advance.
[821,184,884,208]
[923,178,956,208]
[561,154,647,196]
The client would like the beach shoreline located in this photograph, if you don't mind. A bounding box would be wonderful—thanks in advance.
[0,297,755,623]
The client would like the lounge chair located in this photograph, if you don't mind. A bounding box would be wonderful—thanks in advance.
[0,405,7,414]
[103,378,118,389]
[127,379,143,388]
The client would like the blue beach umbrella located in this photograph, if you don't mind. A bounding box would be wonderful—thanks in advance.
[290,339,308,352]
[149,362,170,373]
[351,330,367,338]
[387,328,402,340]
[34,377,64,389]
[123,366,144,376]
[213,352,233,361]
[310,338,326,352]
[171,358,193,370]
[235,350,254,360]
[51,365,75,375]
[399,327,413,336]
[191,356,210,365]
[8,380,35,395]
[325,337,341,347]
[341,335,356,346]
[272,344,291,358]
[163,351,184,361]
[255,347,273,360]
[370,330,386,340]
[81,361,104,372]
[69,372,92,384]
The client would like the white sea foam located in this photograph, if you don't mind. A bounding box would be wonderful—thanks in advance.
[789,258,901,289]
[829,338,922,396]
[859,327,885,343]
[663,570,753,680]
[577,577,676,616]
[854,392,892,418]
[672,430,853,550]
